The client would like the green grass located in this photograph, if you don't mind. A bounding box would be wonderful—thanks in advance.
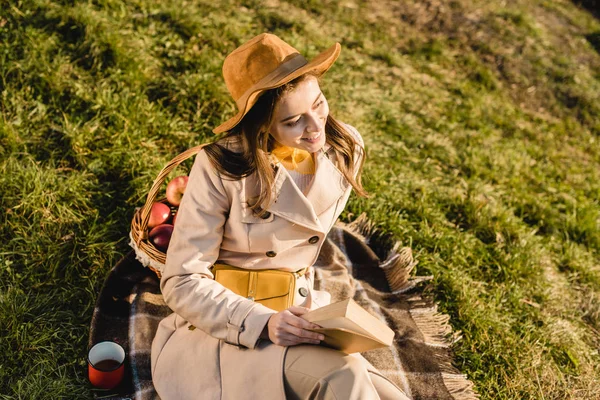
[1,0,599,398]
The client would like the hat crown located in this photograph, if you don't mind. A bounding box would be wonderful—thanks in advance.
[213,33,340,134]
[223,33,301,101]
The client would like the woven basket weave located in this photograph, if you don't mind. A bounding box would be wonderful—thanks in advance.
[129,144,208,278]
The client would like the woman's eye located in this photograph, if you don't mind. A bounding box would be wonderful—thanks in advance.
[285,101,324,127]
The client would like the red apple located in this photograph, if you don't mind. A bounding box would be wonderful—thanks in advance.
[148,202,171,228]
[166,175,189,207]
[148,224,174,252]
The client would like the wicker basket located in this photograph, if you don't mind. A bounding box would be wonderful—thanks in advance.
[129,144,208,278]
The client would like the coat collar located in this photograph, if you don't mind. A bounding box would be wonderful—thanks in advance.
[244,144,348,233]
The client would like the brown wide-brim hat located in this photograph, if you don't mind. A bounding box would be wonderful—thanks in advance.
[213,33,341,134]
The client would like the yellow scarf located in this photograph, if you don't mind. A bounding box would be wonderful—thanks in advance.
[271,145,316,175]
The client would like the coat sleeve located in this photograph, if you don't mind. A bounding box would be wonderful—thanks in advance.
[160,149,276,349]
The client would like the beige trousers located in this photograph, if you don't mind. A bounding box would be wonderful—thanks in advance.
[283,345,410,400]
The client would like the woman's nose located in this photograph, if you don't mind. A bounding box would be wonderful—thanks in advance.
[305,112,323,133]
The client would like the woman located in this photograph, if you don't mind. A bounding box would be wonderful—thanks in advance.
[151,33,409,400]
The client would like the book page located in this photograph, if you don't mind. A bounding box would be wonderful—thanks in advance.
[309,328,388,354]
[308,317,373,338]
[302,299,394,345]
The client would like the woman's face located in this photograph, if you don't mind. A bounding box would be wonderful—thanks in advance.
[268,75,329,153]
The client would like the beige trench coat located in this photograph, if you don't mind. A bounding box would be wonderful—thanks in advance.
[151,124,364,400]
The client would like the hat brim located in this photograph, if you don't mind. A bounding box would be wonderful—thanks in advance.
[213,42,341,134]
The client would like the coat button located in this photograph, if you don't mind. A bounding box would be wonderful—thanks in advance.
[266,251,277,257]
[298,287,309,297]
[308,236,319,244]
[260,211,271,219]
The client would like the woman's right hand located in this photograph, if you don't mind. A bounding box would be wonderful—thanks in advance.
[265,306,325,346]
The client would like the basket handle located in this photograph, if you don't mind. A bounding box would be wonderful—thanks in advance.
[139,144,209,232]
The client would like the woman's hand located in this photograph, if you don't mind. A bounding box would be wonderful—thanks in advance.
[263,306,325,346]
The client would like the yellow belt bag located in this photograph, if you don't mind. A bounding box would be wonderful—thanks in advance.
[211,264,308,312]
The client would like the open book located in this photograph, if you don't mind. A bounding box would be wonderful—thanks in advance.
[302,298,395,354]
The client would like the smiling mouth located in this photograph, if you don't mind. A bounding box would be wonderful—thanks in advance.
[301,131,322,142]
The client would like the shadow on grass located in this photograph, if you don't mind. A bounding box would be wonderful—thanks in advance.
[585,31,600,54]
[572,0,600,19]
[89,166,140,247]
[145,11,195,40]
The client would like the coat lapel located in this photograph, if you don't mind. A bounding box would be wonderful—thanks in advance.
[268,166,323,232]
[267,145,348,232]
[243,144,348,233]
[305,146,348,216]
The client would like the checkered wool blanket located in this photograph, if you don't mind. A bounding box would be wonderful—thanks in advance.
[89,215,479,399]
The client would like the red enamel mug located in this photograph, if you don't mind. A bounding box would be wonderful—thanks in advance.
[87,341,126,389]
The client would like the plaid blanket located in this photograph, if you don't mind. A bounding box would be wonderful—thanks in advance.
[89,215,479,399]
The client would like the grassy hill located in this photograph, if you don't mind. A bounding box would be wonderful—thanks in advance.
[1,0,599,398]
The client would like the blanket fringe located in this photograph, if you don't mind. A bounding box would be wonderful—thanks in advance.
[442,373,481,399]
[344,212,375,242]
[409,301,479,399]
[380,244,419,292]
[344,213,419,292]
[409,303,461,348]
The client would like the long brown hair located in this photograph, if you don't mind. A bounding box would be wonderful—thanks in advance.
[205,72,367,215]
